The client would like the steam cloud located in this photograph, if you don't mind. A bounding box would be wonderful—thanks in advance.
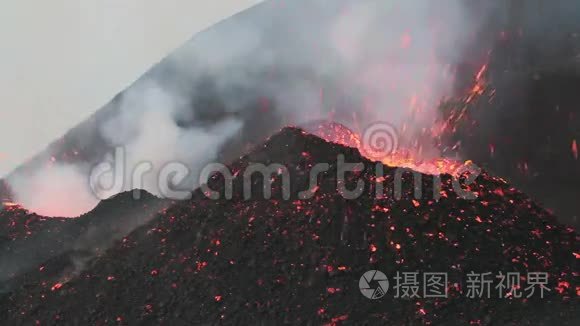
[6,0,497,217]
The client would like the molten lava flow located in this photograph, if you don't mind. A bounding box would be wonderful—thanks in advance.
[2,202,19,208]
[302,60,491,176]
[304,121,467,175]
[379,152,468,176]
[1,201,22,213]
[301,121,361,149]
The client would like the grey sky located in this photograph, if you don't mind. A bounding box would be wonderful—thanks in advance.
[0,0,262,177]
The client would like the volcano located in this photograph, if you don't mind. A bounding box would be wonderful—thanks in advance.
[4,0,580,229]
[0,128,577,325]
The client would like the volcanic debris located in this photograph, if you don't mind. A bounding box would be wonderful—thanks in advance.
[0,128,578,325]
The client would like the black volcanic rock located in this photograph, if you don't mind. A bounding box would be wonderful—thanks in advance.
[0,128,578,325]
[0,190,170,294]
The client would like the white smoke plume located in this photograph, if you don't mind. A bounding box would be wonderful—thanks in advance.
[6,0,497,217]
[8,79,243,217]
[8,164,98,217]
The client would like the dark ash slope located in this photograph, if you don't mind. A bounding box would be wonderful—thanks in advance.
[1,128,578,325]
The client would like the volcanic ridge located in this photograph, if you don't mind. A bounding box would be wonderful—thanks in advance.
[0,127,578,325]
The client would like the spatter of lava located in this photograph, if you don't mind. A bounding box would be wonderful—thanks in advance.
[301,61,491,176]
[303,120,469,176]
[301,121,362,149]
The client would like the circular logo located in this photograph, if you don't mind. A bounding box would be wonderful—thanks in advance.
[360,122,399,160]
[359,270,389,299]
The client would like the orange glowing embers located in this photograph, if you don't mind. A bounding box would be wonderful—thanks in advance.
[306,121,467,176]
[51,283,63,291]
[2,201,20,208]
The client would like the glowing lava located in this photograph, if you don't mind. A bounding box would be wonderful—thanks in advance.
[2,201,20,208]
[304,121,468,175]
[302,60,491,176]
[301,121,361,149]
